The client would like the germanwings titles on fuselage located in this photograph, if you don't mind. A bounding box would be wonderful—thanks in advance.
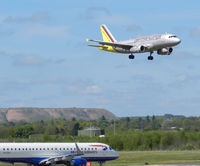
[86,24,181,60]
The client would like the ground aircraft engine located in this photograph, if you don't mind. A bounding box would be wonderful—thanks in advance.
[70,158,87,166]
[157,48,173,55]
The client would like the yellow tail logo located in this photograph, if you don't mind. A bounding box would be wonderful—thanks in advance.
[100,24,117,43]
[99,24,118,53]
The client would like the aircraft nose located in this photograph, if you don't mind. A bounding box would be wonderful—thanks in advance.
[177,38,181,44]
[114,151,119,159]
[171,38,181,45]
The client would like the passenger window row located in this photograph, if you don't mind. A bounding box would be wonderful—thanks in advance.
[81,148,97,151]
[2,147,98,151]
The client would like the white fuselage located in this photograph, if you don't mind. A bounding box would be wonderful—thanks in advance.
[88,24,181,60]
[0,143,119,164]
[115,33,181,54]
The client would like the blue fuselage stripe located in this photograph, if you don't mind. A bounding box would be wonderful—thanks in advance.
[0,156,117,164]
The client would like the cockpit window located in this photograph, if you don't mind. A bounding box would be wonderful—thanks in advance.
[109,146,112,150]
[169,35,177,38]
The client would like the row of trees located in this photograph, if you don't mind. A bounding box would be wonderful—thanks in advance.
[0,115,200,150]
[103,130,200,150]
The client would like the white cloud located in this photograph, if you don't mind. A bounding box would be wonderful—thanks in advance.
[67,84,101,95]
[3,12,48,24]
[86,10,131,26]
[84,7,141,31]
[18,24,68,38]
[125,24,142,32]
[191,26,200,37]
[85,7,110,20]
[82,85,101,94]
[12,102,25,107]
[0,12,68,38]
[13,54,45,66]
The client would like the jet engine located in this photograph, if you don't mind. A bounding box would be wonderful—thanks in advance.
[140,45,145,52]
[70,158,87,166]
[130,45,146,53]
[157,48,173,55]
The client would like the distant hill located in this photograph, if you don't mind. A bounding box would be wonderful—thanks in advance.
[0,108,117,123]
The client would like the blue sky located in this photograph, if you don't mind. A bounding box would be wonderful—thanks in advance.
[0,0,200,117]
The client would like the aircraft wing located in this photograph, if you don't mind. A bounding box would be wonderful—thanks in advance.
[39,143,84,165]
[39,154,76,165]
[86,39,133,49]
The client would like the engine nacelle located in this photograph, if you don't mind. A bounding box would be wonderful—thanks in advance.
[157,47,173,55]
[140,45,145,52]
[130,45,146,53]
[70,158,87,166]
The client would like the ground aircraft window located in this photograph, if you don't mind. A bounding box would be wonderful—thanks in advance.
[15,148,17,150]
[11,148,13,150]
[55,148,57,150]
[70,148,72,150]
[22,148,24,150]
[60,148,61,150]
[43,148,45,150]
[40,148,42,150]
[67,148,69,150]
[95,148,97,150]
[29,148,31,150]
[36,148,38,150]
[25,148,27,150]
[3,148,5,151]
[47,148,49,150]
[63,148,65,150]
[18,148,20,150]
[51,148,53,150]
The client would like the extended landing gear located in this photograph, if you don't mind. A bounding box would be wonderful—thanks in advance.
[129,54,135,59]
[98,161,104,166]
[147,52,154,60]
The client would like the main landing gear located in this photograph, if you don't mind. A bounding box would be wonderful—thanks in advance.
[147,52,154,60]
[98,161,104,166]
[129,52,154,60]
[129,54,135,59]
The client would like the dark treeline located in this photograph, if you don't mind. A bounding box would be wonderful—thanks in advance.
[1,115,200,150]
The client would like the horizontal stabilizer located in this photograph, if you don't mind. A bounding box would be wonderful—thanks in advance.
[87,45,108,48]
[87,39,132,49]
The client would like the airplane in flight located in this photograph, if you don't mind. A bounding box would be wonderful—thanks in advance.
[86,24,181,60]
[0,142,119,166]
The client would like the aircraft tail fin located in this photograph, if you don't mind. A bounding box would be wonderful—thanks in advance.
[100,24,117,43]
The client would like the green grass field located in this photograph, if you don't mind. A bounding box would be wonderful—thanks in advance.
[104,151,200,166]
[0,151,200,166]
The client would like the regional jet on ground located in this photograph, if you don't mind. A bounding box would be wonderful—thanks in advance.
[0,142,118,166]
[86,24,181,60]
